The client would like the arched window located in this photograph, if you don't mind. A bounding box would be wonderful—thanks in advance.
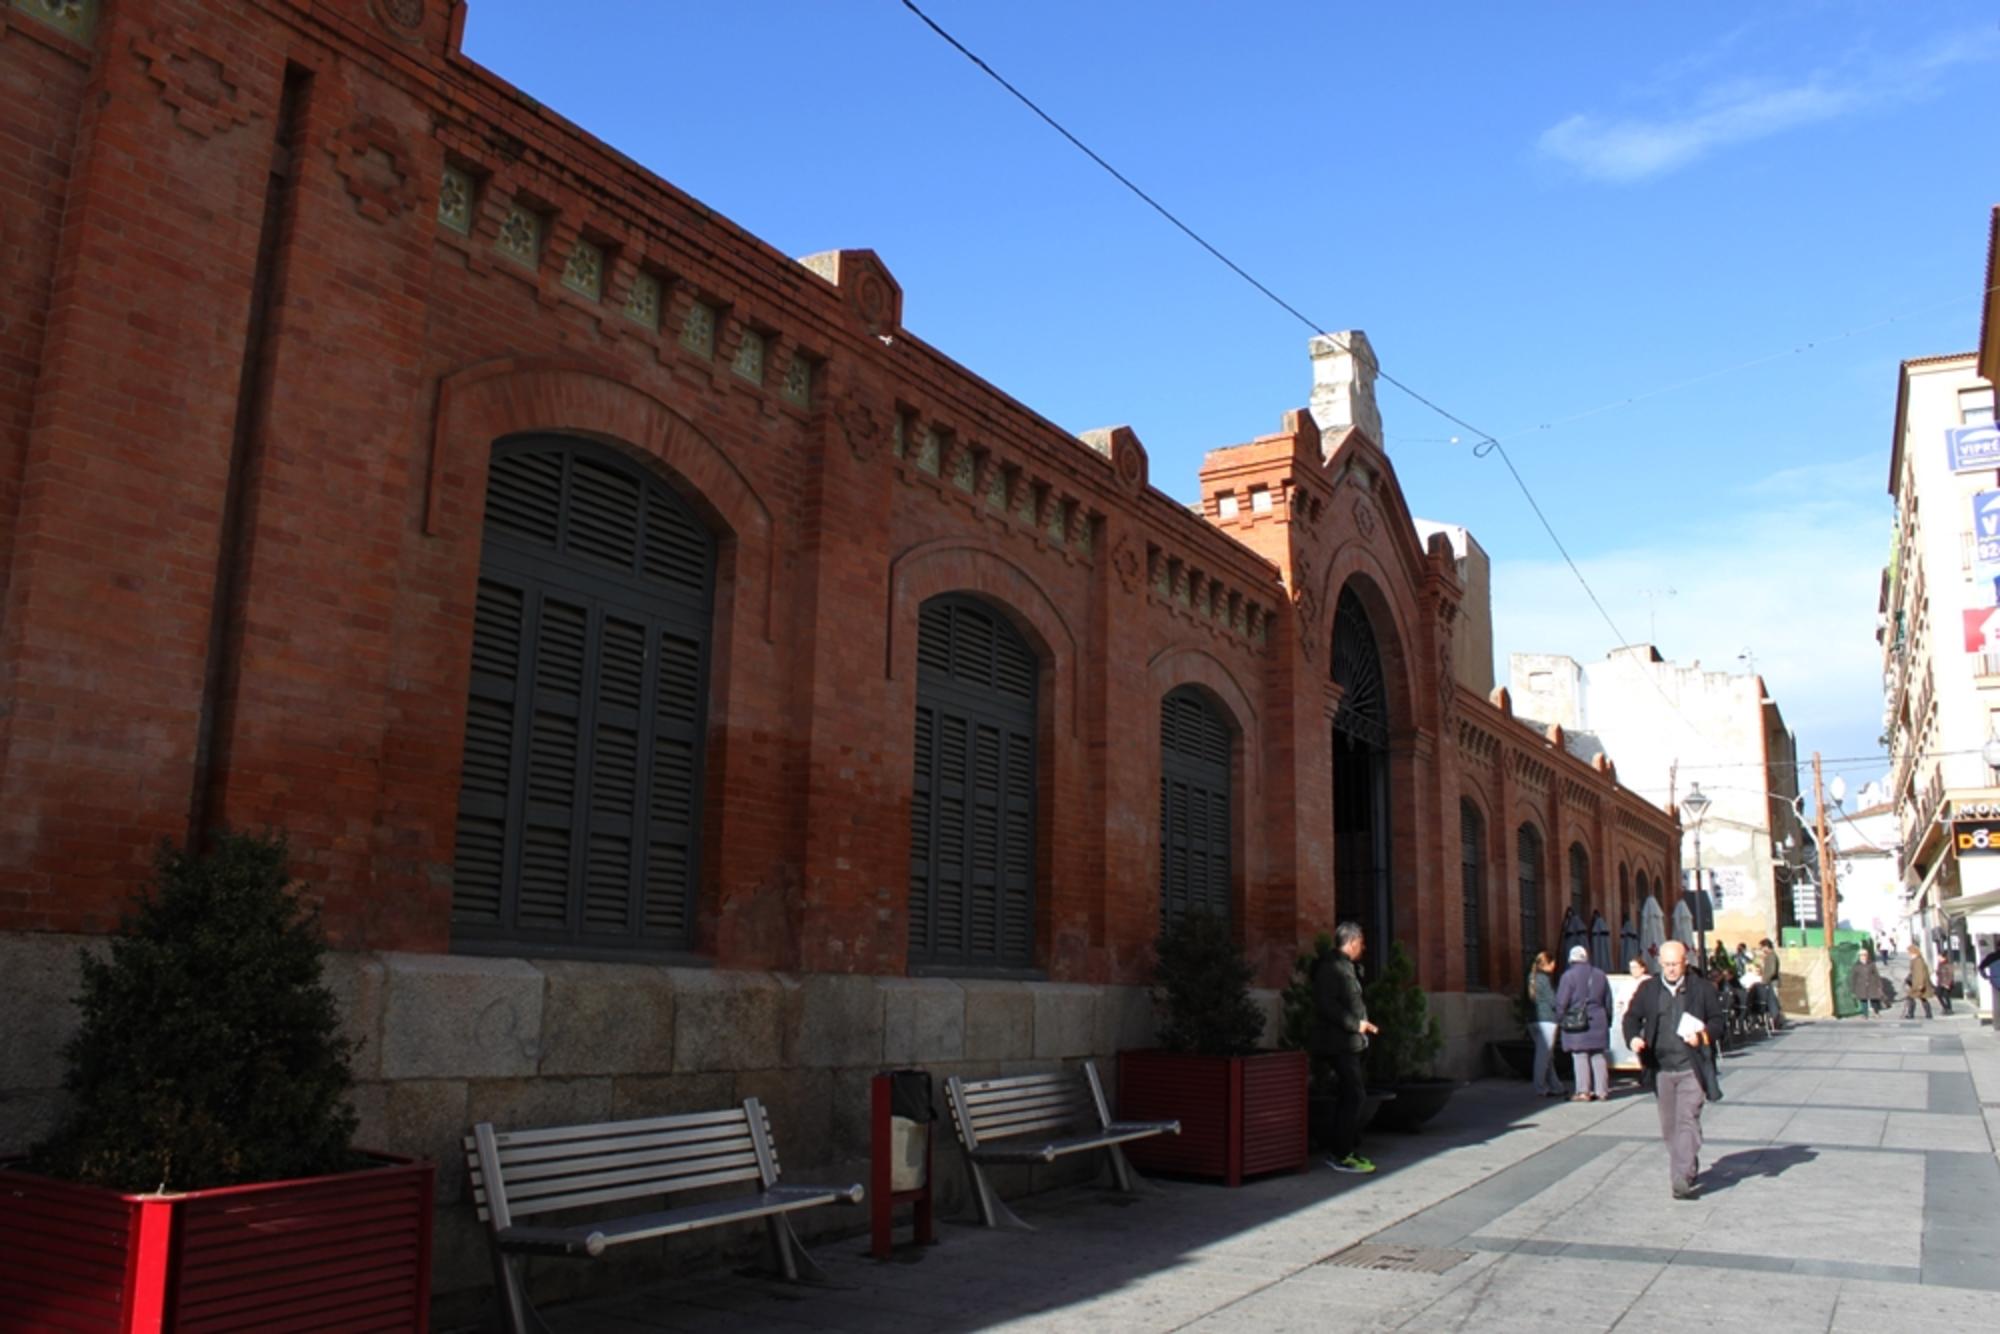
[1332,586,1393,949]
[1461,800,1486,988]
[909,595,1037,969]
[1618,863,1631,926]
[1517,824,1544,965]
[1569,842,1591,918]
[451,436,714,953]
[1160,688,1232,926]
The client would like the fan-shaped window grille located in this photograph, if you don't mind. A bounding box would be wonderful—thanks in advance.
[909,596,1037,970]
[1160,688,1232,926]
[452,436,713,953]
[1331,588,1388,748]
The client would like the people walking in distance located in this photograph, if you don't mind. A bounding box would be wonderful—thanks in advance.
[1313,921,1379,1174]
[1903,944,1935,1021]
[1556,944,1613,1102]
[1849,948,1888,1018]
[1755,938,1784,1030]
[1526,951,1565,1097]
[1623,939,1726,1200]
[1935,954,1956,1016]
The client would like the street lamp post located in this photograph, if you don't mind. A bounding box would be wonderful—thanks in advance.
[1684,782,1712,970]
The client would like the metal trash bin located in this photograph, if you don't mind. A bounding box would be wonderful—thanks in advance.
[870,1069,936,1258]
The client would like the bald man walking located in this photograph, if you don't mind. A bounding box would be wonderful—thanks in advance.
[1622,940,1727,1199]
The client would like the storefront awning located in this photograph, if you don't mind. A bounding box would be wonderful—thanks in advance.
[1940,887,2000,918]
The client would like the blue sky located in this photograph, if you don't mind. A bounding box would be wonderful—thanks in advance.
[461,1,1998,790]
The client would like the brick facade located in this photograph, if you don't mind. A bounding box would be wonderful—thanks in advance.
[0,0,1676,988]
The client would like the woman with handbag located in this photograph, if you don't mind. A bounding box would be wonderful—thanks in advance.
[1555,944,1613,1101]
[1526,951,1565,1097]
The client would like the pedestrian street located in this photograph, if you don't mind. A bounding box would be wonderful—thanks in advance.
[541,1012,2000,1333]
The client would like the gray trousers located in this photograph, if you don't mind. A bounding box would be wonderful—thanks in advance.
[1655,1068,1706,1188]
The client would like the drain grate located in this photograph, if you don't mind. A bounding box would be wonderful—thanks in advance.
[1319,1242,1471,1274]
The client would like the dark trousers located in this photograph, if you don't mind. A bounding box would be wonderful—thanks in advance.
[1328,1049,1366,1160]
[1905,996,1933,1019]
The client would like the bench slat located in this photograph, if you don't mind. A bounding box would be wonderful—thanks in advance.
[958,1074,1073,1098]
[966,1123,1182,1165]
[479,1138,760,1186]
[494,1184,858,1257]
[483,1121,757,1168]
[961,1086,1085,1114]
[464,1107,749,1152]
[965,1112,1078,1142]
[969,1100,1085,1130]
[500,1164,769,1219]
[484,1144,764,1208]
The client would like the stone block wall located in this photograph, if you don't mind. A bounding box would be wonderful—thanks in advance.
[5,936,1306,1328]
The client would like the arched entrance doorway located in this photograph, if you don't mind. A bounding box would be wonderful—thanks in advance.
[1332,587,1392,951]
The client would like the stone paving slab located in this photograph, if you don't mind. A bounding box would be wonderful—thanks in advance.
[526,1012,2000,1333]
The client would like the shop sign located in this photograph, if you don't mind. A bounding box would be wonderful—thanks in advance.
[1948,424,2000,472]
[1952,819,2000,853]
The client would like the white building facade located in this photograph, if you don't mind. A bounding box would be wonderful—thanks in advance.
[1882,352,2000,975]
[1510,646,1806,951]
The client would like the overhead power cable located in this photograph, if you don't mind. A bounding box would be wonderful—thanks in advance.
[900,0,1711,740]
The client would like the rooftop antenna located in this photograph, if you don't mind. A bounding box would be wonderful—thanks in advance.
[1638,587,1677,646]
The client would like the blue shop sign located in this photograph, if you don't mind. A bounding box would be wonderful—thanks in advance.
[1976,489,2000,572]
[1948,424,2000,472]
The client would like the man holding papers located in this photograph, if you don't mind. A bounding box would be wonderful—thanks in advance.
[1622,939,1727,1199]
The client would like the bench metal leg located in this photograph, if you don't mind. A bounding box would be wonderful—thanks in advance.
[488,1244,535,1334]
[767,1213,829,1283]
[965,1159,1035,1231]
[1104,1144,1162,1196]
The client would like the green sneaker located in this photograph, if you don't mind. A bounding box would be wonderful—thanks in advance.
[1326,1154,1376,1174]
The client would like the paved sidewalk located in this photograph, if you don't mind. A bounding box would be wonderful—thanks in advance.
[542,1013,2000,1333]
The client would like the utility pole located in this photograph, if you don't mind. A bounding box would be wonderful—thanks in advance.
[1812,753,1840,1015]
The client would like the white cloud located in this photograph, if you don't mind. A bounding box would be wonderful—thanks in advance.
[1488,454,1893,762]
[1537,29,2000,183]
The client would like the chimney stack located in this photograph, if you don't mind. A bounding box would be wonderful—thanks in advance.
[1308,330,1383,449]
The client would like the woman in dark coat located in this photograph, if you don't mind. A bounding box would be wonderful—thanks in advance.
[1849,949,1888,1018]
[1555,944,1613,1101]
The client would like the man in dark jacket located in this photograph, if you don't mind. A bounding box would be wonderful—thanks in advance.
[1623,939,1726,1199]
[1312,920,1380,1175]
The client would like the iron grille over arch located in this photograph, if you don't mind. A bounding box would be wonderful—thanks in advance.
[1517,823,1543,966]
[908,595,1038,970]
[451,435,715,954]
[1460,799,1485,988]
[1160,687,1232,926]
[1331,587,1389,748]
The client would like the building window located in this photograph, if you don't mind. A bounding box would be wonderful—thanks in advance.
[450,436,714,954]
[1569,842,1590,919]
[1160,687,1232,927]
[1518,823,1543,967]
[1963,386,1996,426]
[1461,800,1486,988]
[909,596,1038,970]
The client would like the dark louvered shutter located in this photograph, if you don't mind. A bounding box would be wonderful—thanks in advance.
[1517,824,1543,965]
[1460,800,1484,988]
[452,436,712,953]
[1569,843,1590,919]
[909,597,1036,969]
[1160,688,1232,926]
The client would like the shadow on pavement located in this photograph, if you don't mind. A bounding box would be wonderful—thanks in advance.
[1698,1143,1818,1195]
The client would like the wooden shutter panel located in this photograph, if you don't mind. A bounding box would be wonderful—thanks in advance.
[909,596,1037,970]
[1461,801,1483,988]
[1160,688,1232,927]
[1518,824,1542,962]
[453,436,712,955]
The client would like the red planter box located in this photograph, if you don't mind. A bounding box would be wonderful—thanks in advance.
[1117,1048,1309,1185]
[0,1153,434,1332]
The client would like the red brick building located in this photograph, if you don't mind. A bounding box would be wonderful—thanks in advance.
[0,0,1676,1316]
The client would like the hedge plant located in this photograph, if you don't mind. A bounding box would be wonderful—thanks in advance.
[31,832,362,1193]
[1154,909,1265,1057]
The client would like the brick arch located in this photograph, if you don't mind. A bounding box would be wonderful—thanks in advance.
[886,537,1080,739]
[427,356,777,638]
[1322,561,1421,737]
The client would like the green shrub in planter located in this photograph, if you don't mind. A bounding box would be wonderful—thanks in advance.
[1278,931,1336,1093]
[1361,940,1442,1086]
[30,831,362,1192]
[1154,909,1265,1056]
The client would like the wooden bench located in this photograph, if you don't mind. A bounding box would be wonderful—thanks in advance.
[944,1060,1178,1231]
[465,1098,863,1334]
